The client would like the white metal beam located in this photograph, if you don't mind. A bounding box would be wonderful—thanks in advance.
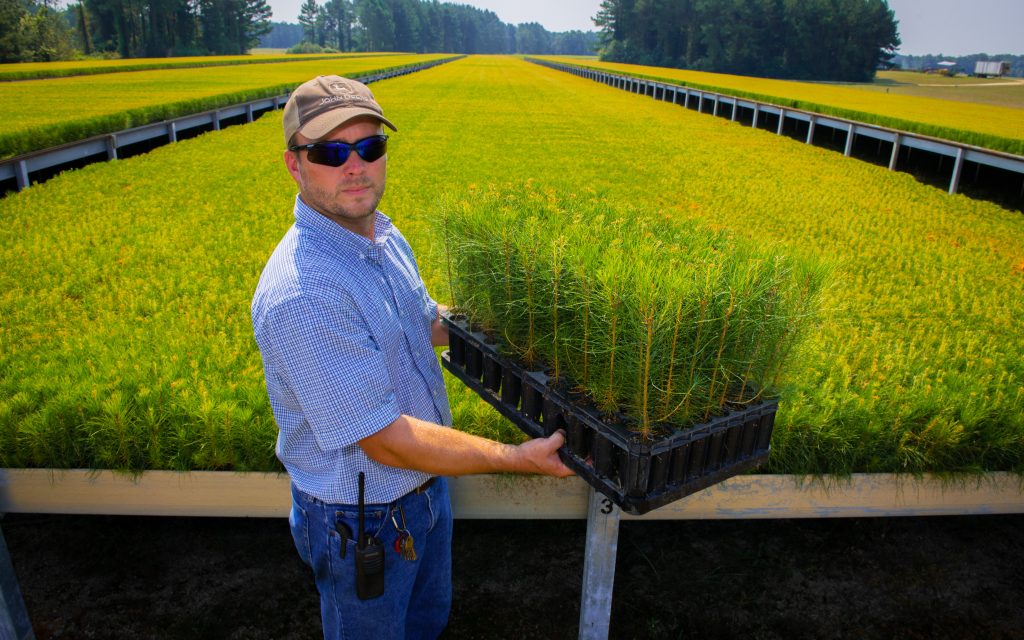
[1,470,1021,520]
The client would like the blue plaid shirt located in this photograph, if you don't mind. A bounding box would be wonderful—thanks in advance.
[252,196,452,504]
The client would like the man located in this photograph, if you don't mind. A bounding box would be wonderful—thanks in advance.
[251,75,573,640]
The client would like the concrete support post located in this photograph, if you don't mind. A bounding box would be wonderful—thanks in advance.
[578,490,620,640]
[246,104,255,123]
[713,96,720,117]
[777,109,786,135]
[752,104,760,129]
[167,121,177,143]
[105,135,117,160]
[212,111,221,131]
[807,116,816,144]
[844,123,855,157]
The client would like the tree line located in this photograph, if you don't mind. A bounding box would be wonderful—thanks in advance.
[593,0,901,82]
[1,0,77,61]
[1,0,272,61]
[286,0,597,55]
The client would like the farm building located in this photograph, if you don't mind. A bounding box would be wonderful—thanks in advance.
[974,60,1011,77]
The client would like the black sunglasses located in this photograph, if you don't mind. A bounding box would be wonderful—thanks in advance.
[289,134,389,167]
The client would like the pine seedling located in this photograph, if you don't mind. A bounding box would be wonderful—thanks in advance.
[548,234,568,381]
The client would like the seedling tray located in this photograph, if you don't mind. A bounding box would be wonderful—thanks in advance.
[442,313,777,515]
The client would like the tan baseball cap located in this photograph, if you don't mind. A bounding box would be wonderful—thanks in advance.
[283,75,397,147]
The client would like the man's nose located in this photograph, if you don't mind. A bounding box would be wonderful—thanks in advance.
[340,151,366,172]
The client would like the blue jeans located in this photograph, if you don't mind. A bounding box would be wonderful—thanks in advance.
[289,478,453,640]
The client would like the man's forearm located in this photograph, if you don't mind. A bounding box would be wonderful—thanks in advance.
[358,414,572,478]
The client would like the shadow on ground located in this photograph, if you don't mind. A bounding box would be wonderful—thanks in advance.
[4,512,1023,639]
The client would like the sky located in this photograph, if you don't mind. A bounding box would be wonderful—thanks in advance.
[266,0,1023,56]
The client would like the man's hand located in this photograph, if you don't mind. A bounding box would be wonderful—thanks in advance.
[515,430,575,478]
[359,416,575,478]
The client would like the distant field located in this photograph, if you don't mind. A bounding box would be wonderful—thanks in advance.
[838,70,1024,109]
[0,51,408,81]
[538,56,1024,155]
[0,54,452,158]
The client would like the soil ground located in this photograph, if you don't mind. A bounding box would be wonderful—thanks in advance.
[4,511,1023,639]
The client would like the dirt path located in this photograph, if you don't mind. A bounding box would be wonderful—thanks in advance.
[917,80,1024,87]
[5,512,1024,639]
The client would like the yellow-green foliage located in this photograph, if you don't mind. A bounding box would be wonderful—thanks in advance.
[0,52,407,81]
[1,56,1022,474]
[437,186,828,436]
[0,54,453,158]
[538,56,1024,155]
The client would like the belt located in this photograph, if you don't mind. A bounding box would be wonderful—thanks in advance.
[410,476,436,496]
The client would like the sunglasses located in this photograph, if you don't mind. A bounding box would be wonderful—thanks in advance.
[289,134,389,167]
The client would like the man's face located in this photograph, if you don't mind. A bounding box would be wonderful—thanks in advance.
[285,116,387,237]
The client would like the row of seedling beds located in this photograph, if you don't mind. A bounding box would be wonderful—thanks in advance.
[434,185,828,513]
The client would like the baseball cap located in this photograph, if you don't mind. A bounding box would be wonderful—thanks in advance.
[282,75,397,146]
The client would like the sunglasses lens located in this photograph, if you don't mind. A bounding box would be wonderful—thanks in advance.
[355,137,387,163]
[307,144,350,167]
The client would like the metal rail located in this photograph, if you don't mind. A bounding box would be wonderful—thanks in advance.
[2,470,1021,519]
[0,56,461,194]
[528,58,1024,199]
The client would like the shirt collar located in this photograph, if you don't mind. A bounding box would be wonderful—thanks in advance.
[293,194,393,263]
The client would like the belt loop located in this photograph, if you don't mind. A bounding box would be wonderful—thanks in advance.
[415,476,436,495]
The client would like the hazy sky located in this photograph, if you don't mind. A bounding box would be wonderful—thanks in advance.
[266,0,1023,56]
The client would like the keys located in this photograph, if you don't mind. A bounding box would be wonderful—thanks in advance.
[393,531,418,561]
[390,503,418,562]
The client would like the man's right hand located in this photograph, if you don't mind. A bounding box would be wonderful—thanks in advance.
[515,430,575,478]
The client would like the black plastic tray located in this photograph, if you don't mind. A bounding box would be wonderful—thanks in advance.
[442,314,776,515]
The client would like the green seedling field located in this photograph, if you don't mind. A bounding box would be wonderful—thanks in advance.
[0,52,409,81]
[0,53,453,159]
[537,56,1024,156]
[1,56,1021,475]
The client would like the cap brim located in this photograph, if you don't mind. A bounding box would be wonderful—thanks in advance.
[299,107,397,141]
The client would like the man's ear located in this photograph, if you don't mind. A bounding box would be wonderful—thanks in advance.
[284,149,303,187]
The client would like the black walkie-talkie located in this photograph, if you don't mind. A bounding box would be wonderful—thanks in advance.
[355,472,385,600]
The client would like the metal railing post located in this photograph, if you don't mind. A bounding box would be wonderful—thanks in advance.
[949,147,965,194]
[1,522,36,640]
[578,489,620,640]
